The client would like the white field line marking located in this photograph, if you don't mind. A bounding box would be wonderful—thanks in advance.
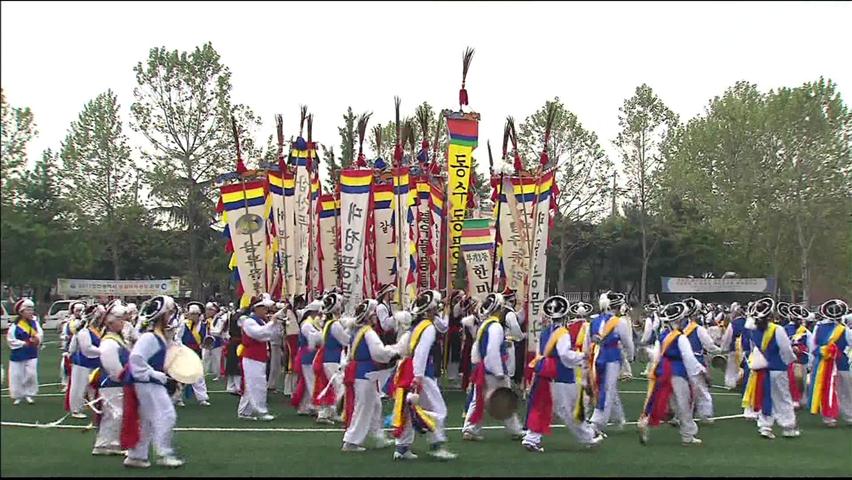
[1,414,745,432]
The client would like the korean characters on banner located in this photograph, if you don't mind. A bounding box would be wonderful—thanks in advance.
[371,183,397,292]
[415,179,433,290]
[444,111,480,283]
[461,218,494,302]
[339,169,372,308]
[220,179,268,308]
[318,194,340,294]
[527,171,554,350]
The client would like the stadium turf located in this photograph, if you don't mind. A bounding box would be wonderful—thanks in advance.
[2,332,850,477]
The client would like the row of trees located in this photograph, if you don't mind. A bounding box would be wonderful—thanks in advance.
[2,42,850,308]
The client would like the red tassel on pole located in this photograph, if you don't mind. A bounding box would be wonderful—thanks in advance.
[513,153,522,173]
[459,88,469,107]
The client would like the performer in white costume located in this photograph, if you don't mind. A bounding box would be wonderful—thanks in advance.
[314,293,348,424]
[237,294,284,421]
[67,304,106,418]
[681,297,722,423]
[92,301,129,456]
[6,298,43,404]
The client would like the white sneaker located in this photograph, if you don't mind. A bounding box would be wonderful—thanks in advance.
[428,448,457,460]
[25,397,35,404]
[13,399,21,406]
[238,414,257,421]
[462,432,484,441]
[199,400,211,406]
[156,455,185,468]
[175,400,185,407]
[782,429,800,438]
[258,414,275,422]
[638,421,650,445]
[699,417,715,425]
[394,450,419,460]
[316,417,335,425]
[587,433,605,448]
[71,412,87,419]
[681,437,703,446]
[123,457,151,468]
[760,430,776,440]
[341,442,366,452]
[522,441,545,453]
[92,447,124,456]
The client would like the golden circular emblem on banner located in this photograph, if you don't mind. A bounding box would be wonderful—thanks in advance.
[235,213,263,234]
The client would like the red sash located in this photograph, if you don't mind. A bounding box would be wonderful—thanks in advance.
[290,348,307,408]
[468,362,487,425]
[119,366,140,450]
[312,347,336,406]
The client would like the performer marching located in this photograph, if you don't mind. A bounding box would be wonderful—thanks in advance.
[682,298,722,423]
[122,295,184,468]
[807,299,851,427]
[6,298,43,405]
[314,293,348,424]
[174,301,211,407]
[60,301,86,393]
[341,299,404,452]
[638,303,660,377]
[586,291,634,435]
[461,292,524,442]
[267,302,287,392]
[237,294,284,421]
[68,304,106,418]
[92,301,129,456]
[741,297,800,439]
[638,302,706,446]
[784,304,812,409]
[522,296,603,453]
[202,302,226,381]
[391,290,458,461]
[374,283,400,398]
[291,299,323,416]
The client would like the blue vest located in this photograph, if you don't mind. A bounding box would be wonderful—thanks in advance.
[351,328,376,380]
[538,324,574,384]
[100,338,129,388]
[685,323,706,366]
[813,322,849,372]
[647,318,658,344]
[181,320,207,350]
[72,329,102,369]
[131,334,167,385]
[730,317,751,351]
[477,321,508,376]
[410,319,437,379]
[750,326,787,371]
[322,320,344,363]
[298,328,316,365]
[655,329,688,378]
[10,319,39,362]
[590,313,622,364]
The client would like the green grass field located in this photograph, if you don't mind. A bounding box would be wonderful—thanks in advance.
[2,332,850,477]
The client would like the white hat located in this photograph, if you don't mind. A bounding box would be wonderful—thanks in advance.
[105,300,127,319]
[252,293,275,309]
[125,303,138,313]
[13,298,34,315]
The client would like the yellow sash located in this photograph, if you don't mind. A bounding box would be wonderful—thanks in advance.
[528,326,568,369]
[349,326,371,361]
[598,315,621,340]
[322,319,337,344]
[574,322,587,352]
[761,324,777,351]
[682,321,699,338]
[742,324,777,409]
[186,320,202,346]
[89,326,104,340]
[819,324,845,357]
[649,330,681,379]
[16,319,37,338]
[474,316,501,361]
[791,325,809,343]
[409,320,433,353]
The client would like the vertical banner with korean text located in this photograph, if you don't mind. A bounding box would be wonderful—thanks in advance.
[527,171,554,353]
[496,176,531,300]
[317,193,339,294]
[339,169,372,308]
[444,111,479,286]
[415,178,432,290]
[220,180,268,308]
[371,183,396,291]
[430,183,445,290]
[461,217,493,301]
[290,144,311,296]
[392,167,417,305]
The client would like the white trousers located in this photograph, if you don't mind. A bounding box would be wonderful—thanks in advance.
[173,375,209,403]
[523,382,596,445]
[688,372,714,419]
[283,372,297,396]
[724,352,740,389]
[227,375,242,394]
[757,371,797,433]
[296,367,316,414]
[128,382,176,461]
[8,359,38,400]
[671,376,700,441]
[317,363,344,419]
[60,354,69,387]
[590,362,625,430]
[342,378,388,446]
[395,377,448,447]
[620,356,633,378]
[374,366,395,397]
[462,374,523,436]
[94,386,123,449]
[267,345,283,390]
[69,364,95,413]
[202,347,223,378]
[836,371,852,424]
[238,358,269,416]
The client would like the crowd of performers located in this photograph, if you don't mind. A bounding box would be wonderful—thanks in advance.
[5,289,851,468]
